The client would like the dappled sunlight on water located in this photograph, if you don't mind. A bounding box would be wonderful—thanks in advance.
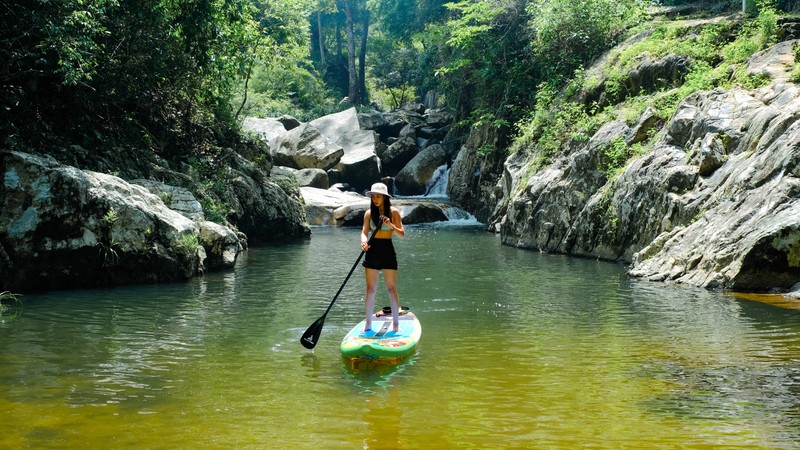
[2,226,800,448]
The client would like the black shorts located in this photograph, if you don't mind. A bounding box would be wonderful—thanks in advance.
[363,238,398,270]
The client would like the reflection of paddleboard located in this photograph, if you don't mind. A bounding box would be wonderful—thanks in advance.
[340,307,421,361]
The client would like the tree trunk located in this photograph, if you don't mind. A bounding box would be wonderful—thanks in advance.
[317,11,327,73]
[358,9,369,104]
[344,0,359,104]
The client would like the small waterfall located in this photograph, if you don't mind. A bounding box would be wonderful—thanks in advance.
[425,164,449,198]
[425,164,482,225]
[390,163,482,226]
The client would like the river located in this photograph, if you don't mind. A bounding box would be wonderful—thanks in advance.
[1,224,800,449]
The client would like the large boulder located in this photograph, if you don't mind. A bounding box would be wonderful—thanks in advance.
[1,151,204,291]
[297,168,330,189]
[198,220,241,270]
[334,130,382,193]
[300,187,368,226]
[270,123,344,170]
[310,107,361,143]
[399,203,448,224]
[133,179,243,269]
[394,145,448,195]
[242,117,289,147]
[379,136,419,176]
[221,151,310,243]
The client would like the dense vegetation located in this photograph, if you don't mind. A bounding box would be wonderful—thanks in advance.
[1,0,798,200]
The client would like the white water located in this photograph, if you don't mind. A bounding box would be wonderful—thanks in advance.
[425,163,449,198]
[395,163,482,226]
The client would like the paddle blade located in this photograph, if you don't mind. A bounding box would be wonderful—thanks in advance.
[300,315,326,349]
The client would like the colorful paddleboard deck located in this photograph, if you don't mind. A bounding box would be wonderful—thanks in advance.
[340,307,421,362]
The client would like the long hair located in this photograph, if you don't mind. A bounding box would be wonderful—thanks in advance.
[371,195,392,228]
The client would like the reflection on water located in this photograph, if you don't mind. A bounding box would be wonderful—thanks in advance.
[2,225,800,448]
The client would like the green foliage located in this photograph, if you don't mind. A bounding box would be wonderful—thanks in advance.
[723,0,778,62]
[233,0,328,119]
[99,240,122,267]
[424,0,541,129]
[510,0,783,178]
[99,207,122,266]
[367,34,422,109]
[236,62,336,120]
[602,138,646,180]
[443,0,501,50]
[477,145,494,158]
[371,0,449,40]
[103,208,119,225]
[178,232,201,252]
[603,137,629,179]
[511,78,607,167]
[1,0,312,165]
[527,0,650,80]
[792,42,800,81]
[200,196,230,224]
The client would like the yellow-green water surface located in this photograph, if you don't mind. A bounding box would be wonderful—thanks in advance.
[2,226,800,449]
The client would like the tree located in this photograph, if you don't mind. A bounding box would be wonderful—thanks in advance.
[344,0,359,103]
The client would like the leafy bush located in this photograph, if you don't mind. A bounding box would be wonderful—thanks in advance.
[178,232,200,252]
[510,0,781,176]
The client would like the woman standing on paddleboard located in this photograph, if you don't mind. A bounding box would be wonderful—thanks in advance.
[360,182,405,333]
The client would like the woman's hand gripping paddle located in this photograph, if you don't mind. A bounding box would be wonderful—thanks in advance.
[300,231,375,349]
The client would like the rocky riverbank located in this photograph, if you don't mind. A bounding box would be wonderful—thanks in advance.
[0,102,461,292]
[447,17,800,293]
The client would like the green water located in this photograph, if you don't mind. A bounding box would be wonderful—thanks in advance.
[2,225,800,449]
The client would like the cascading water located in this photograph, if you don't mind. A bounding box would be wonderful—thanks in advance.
[402,163,481,224]
[425,164,449,198]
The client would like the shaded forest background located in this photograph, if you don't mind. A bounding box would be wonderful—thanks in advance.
[2,0,799,185]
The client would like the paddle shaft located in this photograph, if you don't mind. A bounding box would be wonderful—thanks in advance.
[300,230,377,348]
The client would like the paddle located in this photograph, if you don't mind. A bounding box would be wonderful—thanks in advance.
[300,230,376,349]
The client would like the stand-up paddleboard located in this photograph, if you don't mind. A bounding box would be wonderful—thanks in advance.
[341,306,421,361]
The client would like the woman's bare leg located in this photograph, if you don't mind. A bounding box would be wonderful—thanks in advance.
[384,269,400,331]
[364,268,379,331]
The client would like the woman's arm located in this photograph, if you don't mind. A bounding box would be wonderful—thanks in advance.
[389,207,405,238]
[361,211,372,250]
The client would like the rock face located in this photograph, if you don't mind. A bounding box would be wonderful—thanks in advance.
[221,151,309,243]
[627,81,800,290]
[334,129,382,193]
[0,147,311,292]
[1,151,205,291]
[465,38,800,292]
[271,123,344,170]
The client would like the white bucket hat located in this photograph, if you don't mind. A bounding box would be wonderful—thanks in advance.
[365,182,392,198]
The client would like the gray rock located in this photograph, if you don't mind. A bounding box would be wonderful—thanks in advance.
[380,136,419,176]
[334,130,382,192]
[495,63,800,291]
[297,168,329,189]
[400,203,448,224]
[395,144,448,196]
[199,220,241,270]
[310,107,360,143]
[1,151,203,291]
[271,123,344,170]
